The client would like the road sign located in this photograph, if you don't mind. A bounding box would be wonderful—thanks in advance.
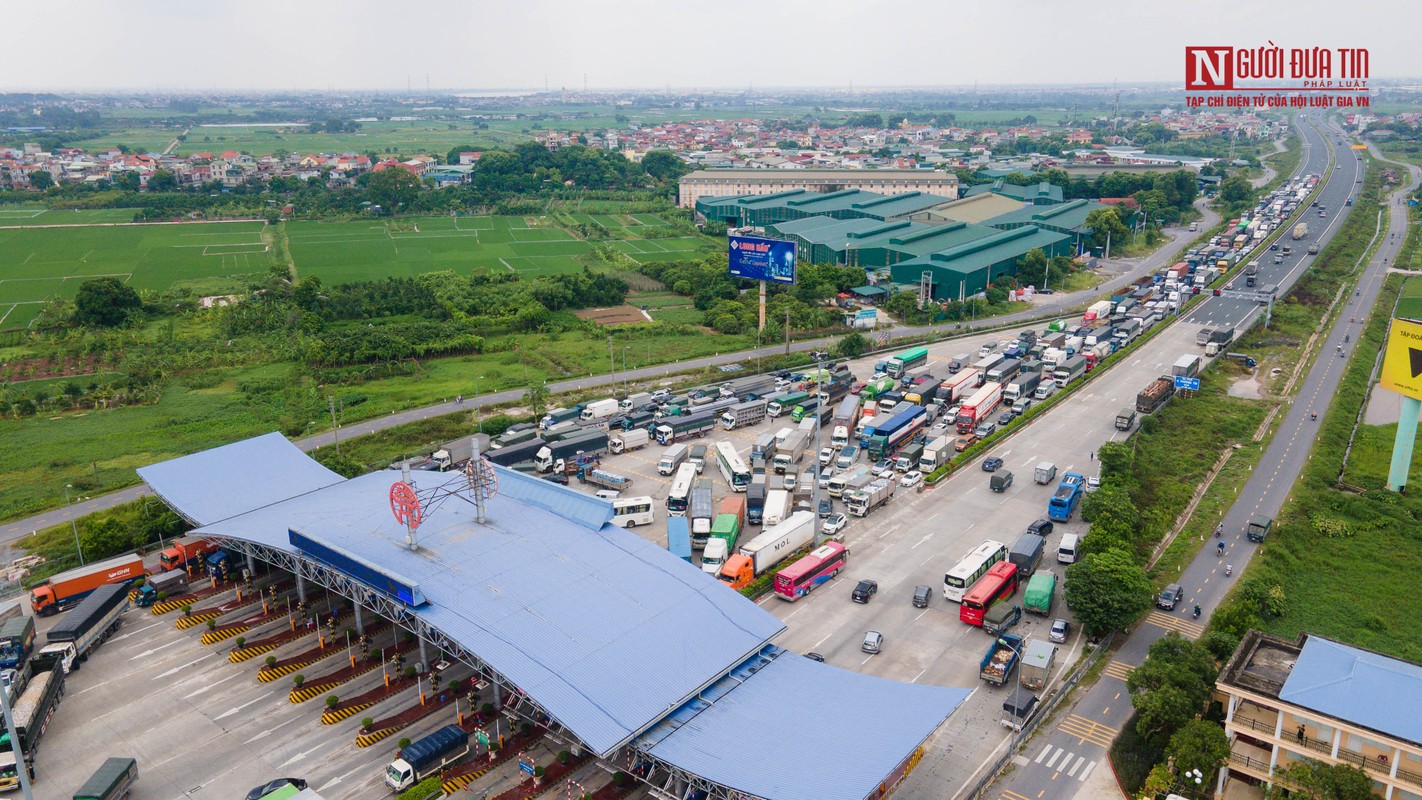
[519,760,535,776]
[1380,318,1422,400]
[475,729,490,746]
[1174,376,1201,391]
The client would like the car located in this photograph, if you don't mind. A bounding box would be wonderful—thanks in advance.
[899,470,923,488]
[788,372,806,382]
[954,433,978,452]
[873,457,892,472]
[1049,618,1071,644]
[1027,518,1054,536]
[851,381,866,394]
[1086,475,1101,492]
[876,465,897,479]
[974,422,997,438]
[1038,288,1056,295]
[804,652,825,662]
[912,585,933,608]
[822,512,848,537]
[817,469,833,490]
[717,364,743,373]
[542,472,569,485]
[861,630,884,654]
[809,350,831,361]
[818,497,833,517]
[819,447,835,466]
[650,389,672,401]
[1157,583,1184,610]
[246,780,308,800]
[998,410,1018,425]
[1270,243,1280,251]
[982,456,1004,472]
[852,580,879,603]
[783,472,797,491]
[774,378,791,390]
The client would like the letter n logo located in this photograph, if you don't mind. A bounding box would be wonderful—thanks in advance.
[1186,47,1233,90]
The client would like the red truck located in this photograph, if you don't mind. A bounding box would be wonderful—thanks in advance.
[29,553,145,616]
[159,536,218,572]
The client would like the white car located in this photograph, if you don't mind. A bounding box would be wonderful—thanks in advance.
[899,470,923,488]
[876,465,897,479]
[1086,475,1101,492]
[822,513,848,537]
[783,473,797,491]
[819,447,835,466]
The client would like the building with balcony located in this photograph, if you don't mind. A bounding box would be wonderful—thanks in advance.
[1216,630,1422,800]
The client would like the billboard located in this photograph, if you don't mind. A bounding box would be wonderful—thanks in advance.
[728,235,796,284]
[1380,318,1422,402]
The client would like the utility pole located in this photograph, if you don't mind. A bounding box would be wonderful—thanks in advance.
[328,395,341,456]
[0,671,32,800]
[812,356,825,544]
[608,335,615,389]
[784,309,791,356]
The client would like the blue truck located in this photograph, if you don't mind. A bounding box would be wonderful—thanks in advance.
[1047,472,1084,522]
[666,516,692,564]
[385,724,470,791]
[865,406,927,460]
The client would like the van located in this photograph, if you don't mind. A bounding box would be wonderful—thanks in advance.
[1056,533,1079,564]
[1032,382,1058,402]
[836,446,859,470]
[689,444,708,474]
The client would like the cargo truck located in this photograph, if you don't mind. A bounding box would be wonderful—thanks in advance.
[0,662,63,778]
[766,391,809,418]
[689,479,715,547]
[762,489,791,528]
[71,757,138,800]
[1003,372,1040,403]
[828,465,870,499]
[1047,473,1084,522]
[1115,407,1137,431]
[982,603,1023,636]
[1023,571,1056,616]
[1008,534,1044,575]
[654,411,717,446]
[619,392,653,413]
[1019,639,1057,691]
[1136,376,1176,415]
[580,469,632,491]
[385,724,470,791]
[579,398,619,422]
[1196,326,1234,349]
[789,400,819,423]
[774,430,811,474]
[43,583,128,668]
[1033,462,1057,485]
[29,555,145,616]
[845,479,895,517]
[609,428,651,454]
[540,407,581,430]
[1172,354,1202,378]
[816,377,854,406]
[830,396,862,447]
[858,376,895,400]
[955,382,1003,434]
[746,476,767,526]
[1246,515,1273,543]
[484,437,547,468]
[0,617,34,670]
[1293,222,1308,240]
[980,633,1023,686]
[158,536,217,573]
[986,359,1021,386]
[721,399,768,430]
[934,369,981,405]
[895,442,925,473]
[620,409,656,430]
[135,570,187,609]
[533,430,610,472]
[919,436,953,472]
[666,517,692,563]
[866,407,927,460]
[1052,355,1088,389]
[717,511,816,590]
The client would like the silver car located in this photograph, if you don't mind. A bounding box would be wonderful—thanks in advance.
[861,630,884,654]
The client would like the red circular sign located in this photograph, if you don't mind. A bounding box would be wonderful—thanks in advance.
[389,481,422,528]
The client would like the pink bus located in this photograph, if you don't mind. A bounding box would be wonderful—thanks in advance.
[773,542,850,601]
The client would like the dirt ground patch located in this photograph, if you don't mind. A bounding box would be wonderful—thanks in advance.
[574,305,650,325]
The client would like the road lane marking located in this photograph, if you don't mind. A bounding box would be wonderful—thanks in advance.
[181,671,240,699]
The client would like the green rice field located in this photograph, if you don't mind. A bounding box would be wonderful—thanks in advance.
[0,206,142,226]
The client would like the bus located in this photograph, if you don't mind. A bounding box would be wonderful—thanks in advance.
[714,442,751,493]
[960,561,1020,626]
[666,463,698,517]
[610,496,655,528]
[773,542,850,601]
[943,540,1008,602]
[885,346,930,379]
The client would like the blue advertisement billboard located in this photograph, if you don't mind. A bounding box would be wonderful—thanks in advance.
[728,235,796,284]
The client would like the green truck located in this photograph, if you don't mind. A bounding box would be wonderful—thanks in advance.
[72,757,138,800]
[1023,570,1056,616]
[1246,515,1273,543]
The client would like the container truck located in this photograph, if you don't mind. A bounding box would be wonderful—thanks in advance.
[895,442,925,472]
[158,536,217,573]
[746,476,767,526]
[29,555,144,617]
[830,396,862,447]
[1047,473,1084,522]
[762,489,791,528]
[609,428,651,454]
[767,391,809,418]
[0,617,35,670]
[1136,376,1176,414]
[654,411,717,446]
[717,511,817,590]
[774,431,811,474]
[1033,462,1057,485]
[980,633,1023,686]
[689,479,715,547]
[935,369,980,405]
[534,430,609,472]
[43,583,128,668]
[845,479,895,517]
[1019,639,1057,691]
[540,407,581,430]
[1003,373,1040,403]
[666,517,692,564]
[1293,222,1308,240]
[485,437,547,468]
[866,406,927,460]
[721,399,768,430]
[1052,355,1088,389]
[919,437,953,472]
[135,570,187,608]
[955,382,1004,434]
[619,392,653,413]
[385,724,471,791]
[1023,571,1057,616]
[71,757,138,800]
[657,443,690,475]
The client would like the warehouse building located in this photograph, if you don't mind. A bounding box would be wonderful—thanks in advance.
[982,198,1123,256]
[679,168,959,209]
[887,225,1071,301]
[695,188,958,229]
[962,179,1065,205]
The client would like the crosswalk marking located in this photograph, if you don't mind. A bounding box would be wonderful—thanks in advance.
[1067,756,1084,777]
[1046,749,1064,769]
[1028,745,1099,783]
[1145,610,1204,639]
[1034,744,1053,764]
[1102,660,1135,682]
[1058,714,1118,748]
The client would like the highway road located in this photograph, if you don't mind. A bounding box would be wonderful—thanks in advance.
[987,116,1418,800]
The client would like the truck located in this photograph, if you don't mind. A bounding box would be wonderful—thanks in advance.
[1293,222,1308,240]
[762,489,791,528]
[919,436,953,472]
[0,662,63,777]
[609,428,651,454]
[1173,354,1202,378]
[1000,693,1041,732]
[689,479,715,547]
[1245,259,1260,287]
[71,757,139,800]
[717,511,817,590]
[135,569,187,608]
[1019,639,1057,691]
[619,392,653,413]
[1003,372,1040,404]
[828,465,871,499]
[1047,473,1084,522]
[830,396,862,447]
[751,430,778,462]
[429,435,490,471]
[989,471,1014,493]
[935,369,980,405]
[657,444,689,475]
[1023,570,1057,616]
[540,407,581,430]
[721,399,768,430]
[0,617,35,670]
[716,495,747,532]
[1246,515,1273,543]
[746,475,767,526]
[534,430,610,472]
[895,442,925,473]
[666,517,692,563]
[580,468,632,491]
[158,536,217,573]
[955,382,1004,435]
[1197,326,1235,349]
[1136,376,1176,415]
[654,411,717,446]
[43,582,128,668]
[866,406,927,460]
[28,554,145,617]
[1052,355,1088,389]
[766,391,809,418]
[982,603,1023,636]
[1115,407,1138,431]
[789,400,820,424]
[858,376,895,400]
[816,376,854,406]
[484,437,547,468]
[385,724,471,791]
[774,430,811,474]
[986,359,1021,386]
[980,633,1023,686]
[845,479,895,517]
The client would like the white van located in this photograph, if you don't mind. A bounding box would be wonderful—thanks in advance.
[1057,533,1079,564]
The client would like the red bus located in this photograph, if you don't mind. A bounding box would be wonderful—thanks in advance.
[773,542,850,601]
[960,561,1019,626]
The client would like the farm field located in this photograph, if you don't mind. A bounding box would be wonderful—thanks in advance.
[69,120,525,159]
[0,207,141,226]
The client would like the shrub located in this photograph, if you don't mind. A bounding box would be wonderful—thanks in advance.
[234,636,246,648]
[206,618,217,630]
[398,737,412,750]
[361,716,375,729]
[557,750,571,764]
[181,603,192,616]
[325,695,339,709]
[480,702,495,716]
[533,765,545,778]
[265,655,278,668]
[393,777,442,800]
[292,674,305,687]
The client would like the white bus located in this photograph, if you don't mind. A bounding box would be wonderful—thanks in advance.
[943,539,1008,602]
[666,463,698,517]
[610,496,655,528]
[714,442,751,493]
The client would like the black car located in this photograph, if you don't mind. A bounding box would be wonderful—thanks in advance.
[912,585,933,608]
[998,410,1018,425]
[804,652,825,662]
[809,350,831,361]
[982,456,1004,472]
[1270,243,1280,251]
[852,579,879,603]
[818,498,833,518]
[1027,518,1054,536]
[1157,584,1184,610]
[246,780,308,800]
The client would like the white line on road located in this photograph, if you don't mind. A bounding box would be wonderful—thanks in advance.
[110,621,164,642]
[1068,756,1084,777]
[319,765,369,793]
[1034,744,1053,763]
[1078,760,1097,782]
[182,671,241,699]
[911,667,927,683]
[1046,749,1065,769]
[280,743,325,768]
[155,653,214,678]
[215,695,266,721]
[909,532,935,550]
[129,638,188,660]
[878,523,902,540]
[246,714,306,745]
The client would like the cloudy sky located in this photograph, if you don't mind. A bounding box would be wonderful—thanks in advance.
[4,0,1414,92]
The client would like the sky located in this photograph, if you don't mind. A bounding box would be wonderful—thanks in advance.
[3,0,1416,92]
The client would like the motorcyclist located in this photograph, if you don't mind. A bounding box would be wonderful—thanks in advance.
[1225,564,1233,577]
[1215,524,1223,539]
[1193,605,1202,619]
[1311,411,1318,420]
[1345,334,1350,343]
[1217,540,1226,557]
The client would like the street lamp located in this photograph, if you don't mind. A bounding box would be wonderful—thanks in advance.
[64,484,85,566]
[623,346,631,394]
[997,637,1026,751]
[474,375,485,434]
[812,356,825,544]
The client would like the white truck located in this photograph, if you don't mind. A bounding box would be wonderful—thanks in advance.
[721,399,768,430]
[919,436,953,472]
[846,478,896,517]
[737,511,816,575]
[830,395,861,447]
[774,430,811,474]
[657,443,689,475]
[579,398,620,422]
[619,392,653,413]
[1034,461,1057,485]
[762,489,792,527]
[610,429,651,454]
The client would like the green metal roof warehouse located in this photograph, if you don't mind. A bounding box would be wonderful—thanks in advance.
[888,225,1071,300]
[695,188,956,228]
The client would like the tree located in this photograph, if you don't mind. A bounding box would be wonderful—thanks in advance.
[1218,174,1254,205]
[147,169,178,191]
[1266,759,1375,800]
[28,170,54,191]
[1128,633,1219,739]
[526,383,550,421]
[74,277,142,327]
[1166,719,1230,780]
[1064,547,1153,635]
[1084,207,1130,251]
[365,167,423,213]
[641,150,690,183]
[836,331,870,359]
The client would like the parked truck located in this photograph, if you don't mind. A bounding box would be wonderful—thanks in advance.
[746,476,767,526]
[935,369,981,405]
[980,633,1024,686]
[717,511,816,590]
[1003,372,1040,404]
[689,479,715,547]
[1172,354,1202,378]
[42,583,128,668]
[0,617,35,670]
[619,392,653,413]
[654,411,717,446]
[1293,222,1308,240]
[71,757,139,800]
[657,443,690,476]
[895,442,925,473]
[484,437,547,468]
[955,382,1003,434]
[1033,461,1057,485]
[135,570,187,609]
[609,428,651,454]
[859,376,896,400]
[721,399,768,431]
[533,431,609,472]
[1115,407,1138,431]
[578,398,619,422]
[766,391,809,418]
[385,724,470,792]
[1019,639,1057,691]
[830,396,862,447]
[540,407,581,430]
[1048,473,1084,522]
[158,536,217,573]
[0,661,63,779]
[1023,570,1057,616]
[29,555,144,617]
[580,468,632,491]
[774,430,811,474]
[1136,376,1176,415]
[762,489,791,528]
[866,406,927,460]
[919,436,953,472]
[1052,355,1088,389]
[1196,326,1235,350]
[666,516,692,563]
[845,479,896,517]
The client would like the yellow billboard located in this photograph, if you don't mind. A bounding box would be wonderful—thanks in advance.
[1380,318,1422,400]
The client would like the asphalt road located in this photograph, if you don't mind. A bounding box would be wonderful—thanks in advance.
[0,201,1215,548]
[989,115,1418,800]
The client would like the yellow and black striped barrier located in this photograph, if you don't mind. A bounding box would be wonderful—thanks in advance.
[441,767,494,794]
[289,682,341,703]
[200,625,249,646]
[355,728,395,748]
[321,701,374,725]
[150,596,194,615]
[257,661,307,683]
[175,612,221,630]
[230,643,276,664]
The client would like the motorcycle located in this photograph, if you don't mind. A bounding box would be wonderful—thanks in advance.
[1217,541,1226,557]
[1225,564,1233,577]
[1193,605,1202,620]
[1311,411,1318,421]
